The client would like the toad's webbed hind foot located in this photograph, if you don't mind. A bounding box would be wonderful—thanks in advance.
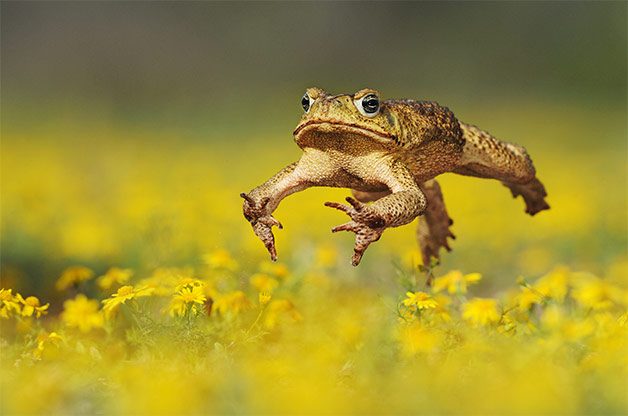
[325,197,385,266]
[503,178,550,216]
[416,180,455,268]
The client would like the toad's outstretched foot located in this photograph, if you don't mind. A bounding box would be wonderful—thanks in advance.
[241,192,283,261]
[325,197,385,266]
[503,178,550,216]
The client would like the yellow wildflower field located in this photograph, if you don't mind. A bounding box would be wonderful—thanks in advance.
[1,96,626,415]
[2,2,627,413]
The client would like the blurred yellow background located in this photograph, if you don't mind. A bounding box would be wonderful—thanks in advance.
[1,3,626,415]
[2,2,626,293]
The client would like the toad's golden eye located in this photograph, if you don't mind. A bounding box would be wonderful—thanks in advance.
[354,94,380,117]
[301,93,313,113]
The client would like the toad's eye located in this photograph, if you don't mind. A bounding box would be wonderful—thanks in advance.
[301,93,313,113]
[354,93,380,117]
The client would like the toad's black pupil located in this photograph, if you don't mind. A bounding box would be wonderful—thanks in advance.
[362,95,379,113]
[301,95,310,112]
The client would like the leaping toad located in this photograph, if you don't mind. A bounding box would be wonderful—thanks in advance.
[241,87,549,269]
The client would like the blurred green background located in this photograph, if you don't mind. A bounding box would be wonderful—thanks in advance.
[3,2,626,128]
[1,2,626,296]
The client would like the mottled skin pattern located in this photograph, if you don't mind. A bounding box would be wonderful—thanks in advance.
[241,87,549,271]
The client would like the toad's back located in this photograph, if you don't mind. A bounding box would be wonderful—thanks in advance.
[386,99,466,182]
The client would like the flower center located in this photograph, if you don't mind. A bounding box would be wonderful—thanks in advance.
[180,291,197,303]
[117,285,134,296]
[25,296,40,307]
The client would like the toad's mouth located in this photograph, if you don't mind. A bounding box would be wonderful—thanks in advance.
[293,120,395,144]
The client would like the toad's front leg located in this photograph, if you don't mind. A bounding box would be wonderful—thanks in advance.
[241,151,338,261]
[325,163,426,266]
[241,162,307,261]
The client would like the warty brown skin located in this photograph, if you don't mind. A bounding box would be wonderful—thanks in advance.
[241,87,549,268]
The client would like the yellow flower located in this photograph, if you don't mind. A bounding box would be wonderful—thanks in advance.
[516,286,544,310]
[0,288,21,318]
[213,291,252,316]
[16,294,49,318]
[250,273,279,293]
[259,261,289,279]
[397,307,415,322]
[174,278,205,292]
[263,299,302,329]
[535,267,569,301]
[432,270,481,294]
[402,291,438,310]
[97,267,133,290]
[0,288,14,302]
[258,291,272,306]
[540,304,565,330]
[56,266,94,291]
[33,331,63,360]
[203,249,238,271]
[168,284,207,317]
[572,277,620,310]
[61,294,104,332]
[432,294,452,322]
[138,267,195,296]
[561,319,595,342]
[102,285,154,319]
[499,310,537,336]
[462,298,501,326]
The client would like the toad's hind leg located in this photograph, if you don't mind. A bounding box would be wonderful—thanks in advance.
[453,123,550,215]
[416,180,455,270]
[351,189,391,203]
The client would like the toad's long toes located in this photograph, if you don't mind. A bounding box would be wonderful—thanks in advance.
[345,196,364,211]
[240,192,255,205]
[351,228,382,266]
[331,222,357,233]
[265,241,277,262]
[259,216,283,229]
[325,198,386,266]
[252,220,280,261]
[351,250,364,266]
[324,201,352,214]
